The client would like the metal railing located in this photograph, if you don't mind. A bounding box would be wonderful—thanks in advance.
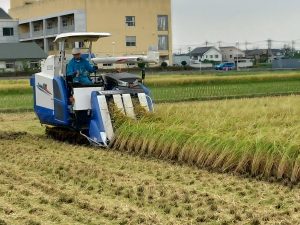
[61,25,75,33]
[33,30,43,37]
[20,32,30,39]
[46,27,58,36]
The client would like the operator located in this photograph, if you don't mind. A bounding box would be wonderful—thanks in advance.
[67,48,98,85]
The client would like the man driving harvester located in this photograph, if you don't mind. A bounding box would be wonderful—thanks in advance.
[67,48,98,85]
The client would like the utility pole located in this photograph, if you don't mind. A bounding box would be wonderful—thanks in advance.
[218,41,222,48]
[292,40,296,56]
[205,41,209,47]
[267,39,273,62]
[188,46,191,58]
[236,42,239,71]
[245,41,249,50]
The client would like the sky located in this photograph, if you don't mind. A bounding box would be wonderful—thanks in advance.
[172,0,300,52]
[1,0,300,52]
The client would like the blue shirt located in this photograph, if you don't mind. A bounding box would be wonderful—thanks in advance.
[67,57,96,85]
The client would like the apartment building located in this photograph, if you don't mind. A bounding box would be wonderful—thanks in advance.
[9,0,172,64]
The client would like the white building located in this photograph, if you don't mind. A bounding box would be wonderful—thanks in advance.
[219,46,245,62]
[173,54,191,66]
[0,8,19,43]
[190,46,222,63]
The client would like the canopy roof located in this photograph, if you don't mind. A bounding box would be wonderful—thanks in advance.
[54,32,111,43]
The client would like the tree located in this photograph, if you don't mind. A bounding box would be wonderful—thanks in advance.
[138,62,146,69]
[282,45,294,58]
[161,61,168,69]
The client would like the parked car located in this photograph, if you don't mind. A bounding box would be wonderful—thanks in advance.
[215,62,235,70]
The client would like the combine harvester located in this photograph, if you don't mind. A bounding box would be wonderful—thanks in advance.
[30,32,156,147]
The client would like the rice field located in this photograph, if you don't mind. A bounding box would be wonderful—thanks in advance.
[0,80,32,111]
[2,72,300,111]
[113,96,300,183]
[1,73,300,224]
[0,112,300,225]
[146,72,300,102]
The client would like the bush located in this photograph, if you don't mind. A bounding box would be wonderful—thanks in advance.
[161,62,168,68]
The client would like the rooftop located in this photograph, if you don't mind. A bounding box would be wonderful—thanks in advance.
[190,47,213,56]
[0,42,47,60]
[0,8,12,19]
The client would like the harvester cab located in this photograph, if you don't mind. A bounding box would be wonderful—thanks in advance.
[30,32,154,147]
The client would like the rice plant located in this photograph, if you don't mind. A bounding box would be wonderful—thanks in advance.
[112,96,300,182]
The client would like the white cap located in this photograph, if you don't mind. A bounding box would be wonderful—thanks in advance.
[72,48,81,55]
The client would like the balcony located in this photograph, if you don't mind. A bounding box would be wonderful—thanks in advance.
[46,27,58,36]
[61,24,75,33]
[33,30,43,37]
[20,32,30,39]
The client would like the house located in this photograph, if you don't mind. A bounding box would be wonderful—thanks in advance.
[9,0,173,65]
[173,54,190,66]
[0,8,19,43]
[219,46,245,62]
[190,46,222,63]
[0,42,47,72]
[245,49,284,63]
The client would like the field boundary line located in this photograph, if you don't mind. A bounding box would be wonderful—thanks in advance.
[155,91,300,103]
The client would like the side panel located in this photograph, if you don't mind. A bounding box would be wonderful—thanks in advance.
[53,76,69,124]
[73,87,104,110]
[31,74,69,127]
[89,91,107,144]
[35,73,54,110]
[34,105,56,125]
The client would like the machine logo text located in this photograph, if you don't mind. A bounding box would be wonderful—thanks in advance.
[37,83,52,96]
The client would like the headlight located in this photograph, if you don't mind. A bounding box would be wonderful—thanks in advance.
[117,80,128,87]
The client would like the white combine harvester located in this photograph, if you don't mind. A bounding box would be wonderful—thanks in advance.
[30,32,156,147]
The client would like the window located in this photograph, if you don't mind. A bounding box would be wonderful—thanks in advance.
[62,19,68,27]
[3,28,14,36]
[210,55,213,59]
[5,62,15,69]
[126,36,136,47]
[103,64,112,67]
[78,42,85,48]
[157,15,168,31]
[30,61,39,69]
[230,55,233,58]
[158,35,169,50]
[33,24,40,32]
[125,16,135,26]
[215,55,219,58]
[70,18,74,26]
[47,22,53,29]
